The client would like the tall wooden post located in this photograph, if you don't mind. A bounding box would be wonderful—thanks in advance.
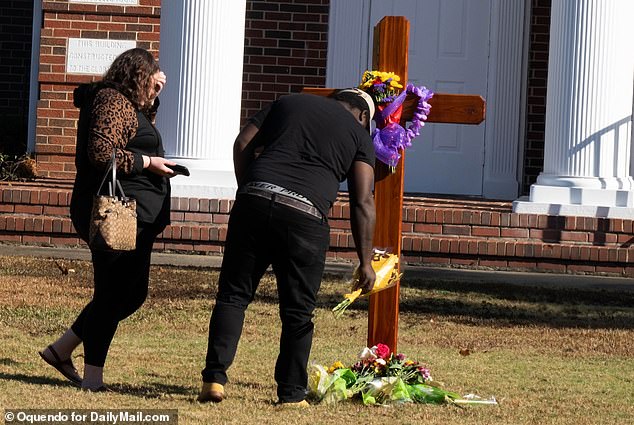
[301,15,485,354]
[367,16,409,353]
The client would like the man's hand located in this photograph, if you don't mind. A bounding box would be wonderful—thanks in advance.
[354,263,376,294]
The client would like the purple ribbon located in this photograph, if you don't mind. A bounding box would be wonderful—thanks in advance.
[372,84,433,168]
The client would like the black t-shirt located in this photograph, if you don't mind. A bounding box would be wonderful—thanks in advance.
[245,94,375,216]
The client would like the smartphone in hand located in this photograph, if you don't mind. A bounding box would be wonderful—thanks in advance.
[166,163,190,176]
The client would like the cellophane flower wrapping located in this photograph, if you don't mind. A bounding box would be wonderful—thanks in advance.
[332,249,402,318]
[308,344,495,406]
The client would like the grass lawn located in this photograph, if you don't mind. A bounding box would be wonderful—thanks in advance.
[1,255,633,424]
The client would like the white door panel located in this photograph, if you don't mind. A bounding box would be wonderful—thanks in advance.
[328,0,491,196]
[368,0,490,195]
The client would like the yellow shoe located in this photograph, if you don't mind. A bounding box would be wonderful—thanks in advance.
[197,382,225,403]
[276,400,310,409]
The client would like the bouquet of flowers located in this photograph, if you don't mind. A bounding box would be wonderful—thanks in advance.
[332,249,402,318]
[360,70,434,172]
[308,343,497,406]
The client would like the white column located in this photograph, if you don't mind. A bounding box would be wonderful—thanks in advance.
[514,0,634,218]
[482,0,529,199]
[27,0,42,153]
[156,0,246,199]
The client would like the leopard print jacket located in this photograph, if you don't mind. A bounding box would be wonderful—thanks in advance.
[88,87,147,175]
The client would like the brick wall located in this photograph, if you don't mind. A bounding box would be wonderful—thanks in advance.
[241,0,329,124]
[14,1,549,193]
[4,181,634,277]
[0,0,34,156]
[522,0,551,195]
[35,0,161,179]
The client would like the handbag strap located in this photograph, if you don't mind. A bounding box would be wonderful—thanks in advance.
[96,150,128,198]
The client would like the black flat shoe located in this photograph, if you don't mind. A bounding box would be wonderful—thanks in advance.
[38,345,82,386]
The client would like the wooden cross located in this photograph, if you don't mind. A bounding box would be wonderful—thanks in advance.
[303,16,485,353]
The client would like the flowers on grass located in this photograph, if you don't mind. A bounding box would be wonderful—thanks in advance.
[308,344,496,406]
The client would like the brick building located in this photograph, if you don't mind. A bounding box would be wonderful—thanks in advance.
[2,0,634,277]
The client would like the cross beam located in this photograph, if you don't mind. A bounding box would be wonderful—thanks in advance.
[301,89,486,125]
[303,16,486,353]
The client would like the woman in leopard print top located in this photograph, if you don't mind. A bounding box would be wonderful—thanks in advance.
[39,48,178,392]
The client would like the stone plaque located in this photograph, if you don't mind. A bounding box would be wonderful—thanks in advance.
[66,38,136,75]
[69,0,138,5]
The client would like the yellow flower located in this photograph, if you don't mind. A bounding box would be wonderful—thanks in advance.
[327,361,345,374]
[361,80,375,89]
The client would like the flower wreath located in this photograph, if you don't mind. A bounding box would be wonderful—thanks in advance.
[359,70,434,171]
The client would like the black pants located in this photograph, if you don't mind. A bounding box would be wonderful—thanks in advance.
[202,194,330,402]
[71,224,159,367]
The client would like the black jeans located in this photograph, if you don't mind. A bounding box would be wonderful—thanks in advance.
[71,224,159,367]
[202,194,330,402]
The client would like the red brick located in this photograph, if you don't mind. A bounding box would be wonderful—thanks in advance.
[567,264,595,274]
[23,235,52,244]
[193,244,222,253]
[536,262,566,272]
[595,265,623,275]
[507,260,537,270]
[414,223,442,234]
[439,239,451,253]
[501,227,529,238]
[429,238,440,253]
[588,232,618,245]
[480,259,508,268]
[472,226,500,237]
[528,214,538,228]
[450,258,477,266]
[510,213,520,227]
[0,235,22,243]
[402,236,413,251]
[560,231,588,242]
[443,224,470,236]
[445,238,457,253]
[422,256,451,265]
[412,237,422,252]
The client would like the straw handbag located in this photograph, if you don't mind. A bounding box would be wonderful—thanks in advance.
[89,151,137,251]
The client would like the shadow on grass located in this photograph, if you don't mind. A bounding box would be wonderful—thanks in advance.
[147,269,634,330]
[0,372,192,398]
[0,371,78,388]
[331,279,634,330]
[107,382,192,398]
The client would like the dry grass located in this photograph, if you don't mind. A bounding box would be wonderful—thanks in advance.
[1,255,633,425]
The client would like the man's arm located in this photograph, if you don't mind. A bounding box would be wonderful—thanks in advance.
[233,123,260,185]
[347,160,376,293]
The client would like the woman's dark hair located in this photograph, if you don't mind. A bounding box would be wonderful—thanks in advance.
[102,48,159,111]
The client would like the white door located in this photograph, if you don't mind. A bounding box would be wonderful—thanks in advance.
[368,0,490,195]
